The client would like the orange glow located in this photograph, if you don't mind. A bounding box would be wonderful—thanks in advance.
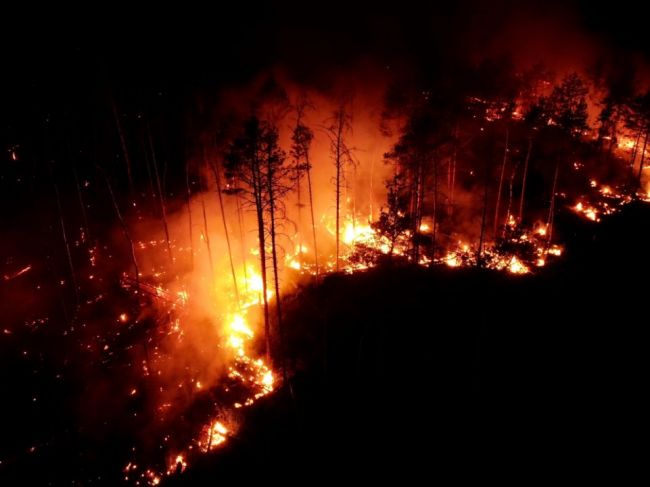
[112,97,638,484]
[574,202,599,221]
[208,421,228,449]
[445,252,460,267]
[507,256,528,274]
[342,220,375,246]
[166,454,188,475]
[619,137,636,150]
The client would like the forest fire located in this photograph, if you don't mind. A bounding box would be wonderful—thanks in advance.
[3,7,650,484]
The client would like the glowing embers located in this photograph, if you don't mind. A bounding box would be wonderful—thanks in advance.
[228,356,275,404]
[3,264,32,281]
[119,257,276,485]
[572,181,632,223]
[441,223,563,275]
[166,455,187,475]
[284,244,313,273]
[491,254,530,274]
[206,421,229,449]
[123,463,161,486]
[443,242,474,268]
[223,308,275,400]
[574,201,600,222]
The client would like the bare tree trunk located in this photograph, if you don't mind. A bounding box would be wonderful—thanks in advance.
[545,162,560,250]
[185,161,194,270]
[141,135,157,214]
[352,164,358,234]
[200,198,215,284]
[636,128,648,191]
[448,123,458,217]
[630,128,642,170]
[51,171,79,308]
[334,110,344,272]
[432,157,438,261]
[235,195,249,293]
[296,160,303,267]
[493,128,509,236]
[210,158,240,307]
[250,156,271,361]
[73,168,90,242]
[503,161,520,238]
[302,158,318,278]
[110,96,135,199]
[99,166,140,297]
[414,160,424,263]
[256,200,271,361]
[147,125,173,264]
[369,152,375,221]
[477,159,491,267]
[266,158,285,380]
[518,137,532,223]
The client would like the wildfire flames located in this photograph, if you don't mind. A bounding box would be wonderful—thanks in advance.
[120,255,277,484]
[6,58,650,487]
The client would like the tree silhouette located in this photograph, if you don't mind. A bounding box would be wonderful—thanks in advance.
[327,105,355,271]
[372,174,411,257]
[224,117,292,365]
[291,99,319,276]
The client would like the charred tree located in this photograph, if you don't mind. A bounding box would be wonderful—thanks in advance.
[185,160,194,270]
[493,128,509,236]
[637,129,648,191]
[477,158,491,267]
[97,165,140,298]
[291,101,318,275]
[372,174,410,257]
[50,167,80,308]
[503,160,520,238]
[261,125,291,378]
[209,152,240,307]
[147,124,173,264]
[327,106,354,272]
[518,137,532,223]
[200,197,215,284]
[224,118,271,359]
[224,117,291,366]
[110,94,135,199]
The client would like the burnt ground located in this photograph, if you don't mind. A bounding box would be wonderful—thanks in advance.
[165,203,648,484]
[1,202,647,485]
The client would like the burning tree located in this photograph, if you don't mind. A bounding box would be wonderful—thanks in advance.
[383,99,457,262]
[327,105,355,272]
[371,174,411,257]
[223,117,291,366]
[623,90,650,191]
[529,72,589,136]
[290,99,318,275]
